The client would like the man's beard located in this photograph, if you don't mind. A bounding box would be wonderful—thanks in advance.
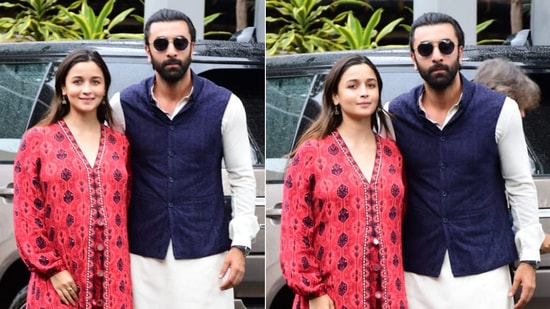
[152,56,191,83]
[417,57,460,90]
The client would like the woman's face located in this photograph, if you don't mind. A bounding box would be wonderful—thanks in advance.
[62,61,106,115]
[332,63,380,121]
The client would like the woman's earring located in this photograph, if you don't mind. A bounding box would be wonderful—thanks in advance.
[62,96,67,105]
[334,105,340,115]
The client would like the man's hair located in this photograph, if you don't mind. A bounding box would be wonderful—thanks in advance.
[144,8,196,44]
[409,12,465,51]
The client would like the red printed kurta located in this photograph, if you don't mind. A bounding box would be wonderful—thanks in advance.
[13,120,132,309]
[280,131,407,309]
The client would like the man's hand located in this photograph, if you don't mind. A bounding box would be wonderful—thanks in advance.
[540,233,550,254]
[309,294,335,309]
[50,270,79,306]
[509,262,536,309]
[219,247,246,290]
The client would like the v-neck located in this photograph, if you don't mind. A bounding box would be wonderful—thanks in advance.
[58,120,105,169]
[331,130,381,184]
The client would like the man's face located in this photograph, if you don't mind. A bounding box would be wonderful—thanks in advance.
[145,20,194,84]
[410,23,463,90]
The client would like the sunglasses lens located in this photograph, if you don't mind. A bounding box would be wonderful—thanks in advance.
[153,38,169,51]
[439,40,455,55]
[417,42,434,57]
[416,40,455,57]
[173,37,189,51]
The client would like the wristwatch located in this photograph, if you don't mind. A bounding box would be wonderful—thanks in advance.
[232,245,251,256]
[520,260,540,270]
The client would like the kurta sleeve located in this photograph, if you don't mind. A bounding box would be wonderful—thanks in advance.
[496,98,544,261]
[222,94,259,248]
[13,128,64,277]
[280,141,327,299]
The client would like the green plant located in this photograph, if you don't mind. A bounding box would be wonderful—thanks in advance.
[204,12,232,38]
[0,0,81,41]
[60,0,140,39]
[329,8,404,50]
[477,19,504,44]
[266,0,370,55]
[131,0,144,24]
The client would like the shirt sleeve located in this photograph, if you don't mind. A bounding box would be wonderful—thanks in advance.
[110,92,126,133]
[280,142,327,299]
[13,128,64,277]
[222,94,259,248]
[496,97,544,261]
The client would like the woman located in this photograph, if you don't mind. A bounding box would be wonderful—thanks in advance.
[280,54,408,309]
[13,49,132,308]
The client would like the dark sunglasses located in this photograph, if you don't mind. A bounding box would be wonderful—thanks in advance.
[415,39,455,57]
[150,36,190,52]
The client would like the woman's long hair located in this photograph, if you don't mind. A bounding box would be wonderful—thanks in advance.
[37,48,113,127]
[288,54,391,157]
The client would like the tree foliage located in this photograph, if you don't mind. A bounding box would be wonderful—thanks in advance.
[0,0,141,41]
[0,0,80,41]
[266,0,408,56]
[329,9,405,50]
[266,0,370,55]
[60,0,139,39]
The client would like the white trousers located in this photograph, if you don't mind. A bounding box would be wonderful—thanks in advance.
[405,251,513,309]
[131,241,234,309]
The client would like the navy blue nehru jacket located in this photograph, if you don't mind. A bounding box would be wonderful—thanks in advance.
[389,74,517,277]
[120,71,233,259]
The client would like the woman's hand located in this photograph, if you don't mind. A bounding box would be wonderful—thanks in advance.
[50,270,79,306]
[309,294,335,309]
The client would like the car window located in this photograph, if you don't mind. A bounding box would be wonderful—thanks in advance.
[524,72,550,174]
[266,75,315,181]
[104,61,153,98]
[378,71,424,103]
[0,63,52,162]
[200,68,265,164]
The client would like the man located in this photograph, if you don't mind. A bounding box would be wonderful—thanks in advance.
[110,9,259,308]
[388,12,544,309]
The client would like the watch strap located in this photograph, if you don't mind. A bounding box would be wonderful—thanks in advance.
[232,245,251,256]
[520,260,540,270]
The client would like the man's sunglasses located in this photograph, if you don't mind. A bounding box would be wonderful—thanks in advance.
[415,39,455,57]
[150,36,190,52]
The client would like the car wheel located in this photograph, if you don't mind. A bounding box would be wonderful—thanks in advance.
[269,285,294,309]
[8,285,27,309]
